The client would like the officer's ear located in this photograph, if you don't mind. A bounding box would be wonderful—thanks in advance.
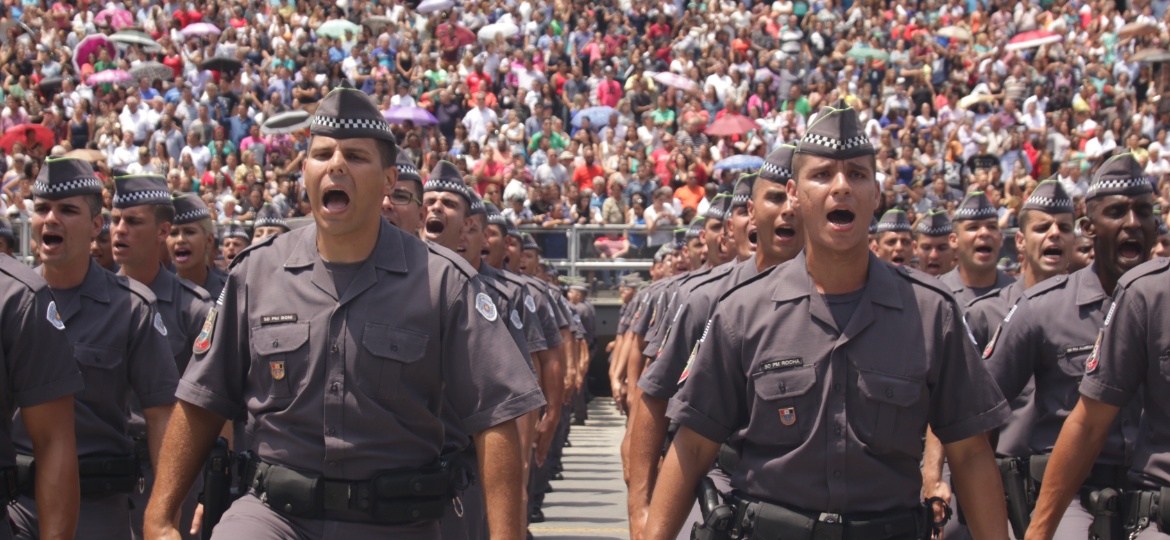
[949,232,958,250]
[1080,216,1096,240]
[384,165,397,197]
[785,179,799,210]
[90,213,103,242]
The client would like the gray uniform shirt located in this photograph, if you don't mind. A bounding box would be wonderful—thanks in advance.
[939,267,1016,307]
[965,280,1035,457]
[643,269,716,358]
[630,280,670,337]
[147,266,212,375]
[669,253,1009,513]
[984,264,1139,465]
[515,273,565,347]
[0,256,85,468]
[13,261,176,457]
[203,267,228,300]
[1080,258,1170,489]
[480,264,548,355]
[177,221,545,481]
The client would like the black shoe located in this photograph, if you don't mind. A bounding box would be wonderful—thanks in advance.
[527,530,534,540]
[544,485,553,493]
[552,472,564,481]
[571,418,586,426]
[530,508,545,523]
[564,440,572,448]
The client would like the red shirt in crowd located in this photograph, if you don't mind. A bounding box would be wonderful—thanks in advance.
[572,162,605,192]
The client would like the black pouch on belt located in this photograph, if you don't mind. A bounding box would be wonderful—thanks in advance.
[263,465,322,518]
[371,466,452,499]
[1084,487,1122,540]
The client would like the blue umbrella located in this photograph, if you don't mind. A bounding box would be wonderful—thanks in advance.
[714,155,764,171]
[571,106,616,129]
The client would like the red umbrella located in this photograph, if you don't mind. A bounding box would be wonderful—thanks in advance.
[1004,30,1062,51]
[704,114,759,136]
[0,124,56,154]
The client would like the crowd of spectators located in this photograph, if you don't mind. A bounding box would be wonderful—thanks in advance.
[0,0,1169,267]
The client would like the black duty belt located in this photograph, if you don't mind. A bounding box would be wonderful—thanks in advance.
[247,459,458,525]
[16,454,140,497]
[1120,487,1170,536]
[1029,454,1129,489]
[729,493,932,540]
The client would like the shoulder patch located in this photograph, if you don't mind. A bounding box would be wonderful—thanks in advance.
[510,309,524,329]
[227,232,279,270]
[982,324,1002,359]
[153,312,169,336]
[1085,329,1103,373]
[475,292,499,322]
[1117,257,1170,289]
[1023,274,1067,300]
[193,305,217,355]
[46,301,65,330]
[525,294,537,313]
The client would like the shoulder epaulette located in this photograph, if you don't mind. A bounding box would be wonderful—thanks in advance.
[425,240,478,279]
[119,274,159,305]
[895,265,956,301]
[1117,257,1170,289]
[0,256,43,292]
[228,233,279,270]
[177,276,211,301]
[965,283,1003,310]
[1022,274,1068,299]
[716,261,780,304]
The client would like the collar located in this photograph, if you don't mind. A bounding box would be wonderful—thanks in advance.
[283,220,409,275]
[771,251,904,310]
[149,263,177,303]
[79,259,112,304]
[1073,263,1109,307]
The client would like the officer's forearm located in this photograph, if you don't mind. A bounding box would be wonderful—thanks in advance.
[921,427,944,489]
[538,348,564,420]
[1025,397,1119,540]
[626,393,669,537]
[943,433,1010,540]
[625,336,648,403]
[644,427,720,540]
[475,423,525,539]
[24,396,79,540]
[144,403,175,471]
[145,401,226,532]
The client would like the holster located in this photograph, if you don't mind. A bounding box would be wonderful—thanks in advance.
[1084,487,1122,540]
[1120,487,1170,537]
[200,437,232,540]
[997,457,1034,538]
[716,442,741,476]
[691,477,734,540]
[17,453,139,497]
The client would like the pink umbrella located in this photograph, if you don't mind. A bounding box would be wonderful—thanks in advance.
[72,35,116,73]
[95,8,134,30]
[87,69,132,85]
[1004,30,1062,51]
[181,22,222,38]
[652,71,698,93]
[704,114,759,136]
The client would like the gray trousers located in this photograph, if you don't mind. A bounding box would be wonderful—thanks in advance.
[529,402,572,513]
[1049,495,1094,540]
[9,493,131,540]
[439,449,487,540]
[211,494,440,540]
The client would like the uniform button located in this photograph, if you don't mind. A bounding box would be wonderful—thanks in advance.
[832,384,841,392]
[330,383,339,393]
[331,344,339,353]
[833,470,841,479]
[885,388,894,398]
[778,383,786,394]
[272,340,279,348]
[391,343,398,352]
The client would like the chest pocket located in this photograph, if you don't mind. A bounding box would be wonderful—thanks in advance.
[750,365,818,448]
[251,324,310,399]
[74,344,125,400]
[855,369,924,455]
[360,324,429,402]
[1057,345,1095,379]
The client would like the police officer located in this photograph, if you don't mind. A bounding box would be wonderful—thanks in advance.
[940,191,1015,306]
[0,251,84,540]
[90,212,117,272]
[609,274,644,413]
[628,146,806,539]
[251,204,289,240]
[111,174,212,540]
[145,81,544,540]
[383,154,425,235]
[987,154,1156,539]
[1150,214,1168,258]
[872,209,914,266]
[1068,218,1093,273]
[12,157,177,540]
[645,101,1010,540]
[1024,201,1170,540]
[218,223,250,267]
[913,210,955,277]
[169,195,228,299]
[565,280,595,426]
[0,217,14,257]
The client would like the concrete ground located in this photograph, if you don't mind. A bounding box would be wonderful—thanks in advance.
[530,400,630,539]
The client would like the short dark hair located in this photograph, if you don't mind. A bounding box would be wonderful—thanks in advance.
[152,203,176,225]
[377,138,398,169]
[82,194,104,218]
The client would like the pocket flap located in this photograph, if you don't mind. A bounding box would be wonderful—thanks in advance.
[74,344,122,370]
[753,365,817,401]
[857,370,921,407]
[252,324,310,355]
[362,324,428,364]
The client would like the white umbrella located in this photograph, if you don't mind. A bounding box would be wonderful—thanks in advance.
[417,0,454,14]
[1004,30,1062,51]
[477,22,519,42]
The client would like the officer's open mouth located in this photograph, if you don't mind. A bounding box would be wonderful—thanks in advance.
[41,233,64,248]
[974,245,994,255]
[774,226,796,240]
[425,218,445,234]
[826,210,854,226]
[1041,246,1063,260]
[1118,239,1144,259]
[174,247,192,263]
[748,229,758,246]
[892,255,905,264]
[322,189,350,212]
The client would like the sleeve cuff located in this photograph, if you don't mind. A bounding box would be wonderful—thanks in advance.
[137,384,180,410]
[932,399,1011,444]
[667,397,734,444]
[175,380,241,421]
[462,387,547,434]
[15,373,84,409]
[1080,378,1133,408]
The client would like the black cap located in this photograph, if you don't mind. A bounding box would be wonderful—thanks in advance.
[0,217,13,244]
[1022,179,1074,214]
[484,202,508,227]
[467,190,486,216]
[223,221,251,241]
[113,175,172,209]
[876,209,911,233]
[796,100,875,160]
[916,209,953,237]
[505,221,522,240]
[396,153,421,184]
[424,160,479,212]
[731,173,757,209]
[685,217,706,240]
[1086,153,1153,201]
[521,232,540,251]
[311,80,399,148]
[868,216,878,235]
[704,193,732,221]
[673,227,687,249]
[32,157,103,200]
[953,191,997,221]
[254,203,289,231]
[99,211,111,234]
[172,194,211,225]
[760,145,795,183]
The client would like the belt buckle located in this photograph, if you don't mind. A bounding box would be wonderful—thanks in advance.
[814,513,845,540]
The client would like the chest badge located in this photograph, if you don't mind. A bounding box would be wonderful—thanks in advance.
[46,301,65,330]
[779,407,797,426]
[270,361,286,380]
[192,307,217,355]
[475,292,498,322]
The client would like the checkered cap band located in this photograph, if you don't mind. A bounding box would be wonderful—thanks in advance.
[225,225,250,239]
[799,133,870,151]
[952,205,997,220]
[1086,177,1151,200]
[425,179,471,196]
[312,115,393,135]
[760,161,792,182]
[113,189,172,208]
[521,234,539,251]
[100,217,110,234]
[1022,195,1074,213]
[254,217,288,229]
[32,177,103,197]
[505,222,522,239]
[396,163,420,178]
[731,193,750,208]
[877,221,912,233]
[0,223,11,239]
[916,224,953,236]
[175,208,211,224]
[486,211,507,226]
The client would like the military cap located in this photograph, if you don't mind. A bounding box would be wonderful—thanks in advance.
[684,217,705,240]
[1156,213,1169,236]
[521,232,540,251]
[916,209,953,237]
[760,145,796,183]
[796,100,875,160]
[1022,179,1074,214]
[731,173,758,209]
[542,261,559,278]
[396,153,422,184]
[32,157,103,200]
[466,190,487,217]
[953,191,997,221]
[223,222,251,240]
[425,160,480,212]
[1074,217,1088,239]
[310,79,398,146]
[704,193,733,222]
[505,221,522,240]
[868,216,878,235]
[876,209,912,233]
[620,274,645,288]
[562,276,589,293]
[1086,153,1153,201]
[654,244,673,263]
[254,203,290,231]
[0,217,13,244]
[673,227,688,248]
[172,194,212,225]
[113,174,172,208]
[99,211,111,234]
[484,202,508,227]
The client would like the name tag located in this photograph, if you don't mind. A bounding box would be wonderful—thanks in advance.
[261,314,299,325]
[1065,344,1095,355]
[759,358,803,372]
